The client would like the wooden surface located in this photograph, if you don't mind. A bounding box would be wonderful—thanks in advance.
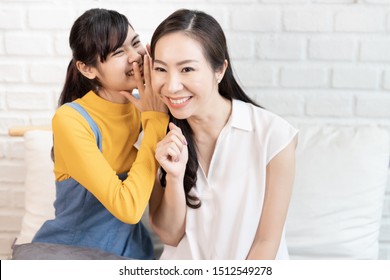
[8,126,51,137]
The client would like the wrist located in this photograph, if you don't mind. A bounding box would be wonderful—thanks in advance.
[166,173,185,186]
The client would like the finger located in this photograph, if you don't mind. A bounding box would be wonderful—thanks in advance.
[156,142,181,163]
[169,123,187,145]
[146,43,151,57]
[133,62,144,96]
[169,122,179,131]
[169,145,186,163]
[119,90,134,101]
[165,131,187,151]
[167,143,181,159]
[143,55,151,89]
[119,90,141,109]
[165,133,186,153]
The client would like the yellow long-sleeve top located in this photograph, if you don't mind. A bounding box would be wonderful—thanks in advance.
[52,91,168,224]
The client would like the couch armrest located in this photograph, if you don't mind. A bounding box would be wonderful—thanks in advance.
[8,126,51,137]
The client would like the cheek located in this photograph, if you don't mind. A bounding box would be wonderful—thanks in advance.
[190,76,211,90]
[136,44,146,55]
[151,73,164,90]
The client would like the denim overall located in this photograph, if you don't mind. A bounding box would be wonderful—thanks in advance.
[32,102,154,259]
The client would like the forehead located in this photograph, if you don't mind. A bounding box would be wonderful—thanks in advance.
[124,26,137,41]
[154,32,205,61]
[127,26,137,37]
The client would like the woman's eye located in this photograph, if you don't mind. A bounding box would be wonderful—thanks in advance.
[133,41,141,47]
[154,67,166,72]
[112,50,124,56]
[182,67,194,73]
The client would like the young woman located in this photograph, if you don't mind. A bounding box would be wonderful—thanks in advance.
[31,8,168,259]
[146,9,298,259]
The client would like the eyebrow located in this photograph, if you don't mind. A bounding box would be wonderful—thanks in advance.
[154,59,199,66]
[131,34,140,44]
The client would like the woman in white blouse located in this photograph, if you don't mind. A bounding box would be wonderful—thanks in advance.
[147,9,298,260]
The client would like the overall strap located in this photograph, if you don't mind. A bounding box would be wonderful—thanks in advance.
[66,102,102,151]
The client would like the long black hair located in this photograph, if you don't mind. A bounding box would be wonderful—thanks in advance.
[58,8,132,106]
[51,9,133,161]
[150,9,260,209]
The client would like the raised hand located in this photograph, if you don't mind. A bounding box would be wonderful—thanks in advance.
[121,55,167,114]
[155,122,188,178]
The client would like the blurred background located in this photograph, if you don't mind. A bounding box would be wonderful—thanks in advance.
[0,0,389,259]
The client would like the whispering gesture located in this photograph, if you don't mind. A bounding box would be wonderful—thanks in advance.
[121,54,167,114]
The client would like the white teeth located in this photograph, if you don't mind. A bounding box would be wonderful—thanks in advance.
[126,70,134,76]
[169,97,190,104]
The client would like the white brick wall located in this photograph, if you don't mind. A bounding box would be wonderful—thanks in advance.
[309,36,357,61]
[0,0,389,260]
[335,7,386,32]
[333,67,381,89]
[284,8,333,32]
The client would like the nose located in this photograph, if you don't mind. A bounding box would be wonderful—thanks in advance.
[166,72,183,93]
[126,47,142,64]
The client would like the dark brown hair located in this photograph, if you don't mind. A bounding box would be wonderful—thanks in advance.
[58,8,132,106]
[52,9,133,161]
[150,9,260,209]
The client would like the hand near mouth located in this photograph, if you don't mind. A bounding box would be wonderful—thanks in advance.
[120,55,167,114]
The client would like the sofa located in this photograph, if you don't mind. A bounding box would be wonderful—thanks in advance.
[8,123,390,259]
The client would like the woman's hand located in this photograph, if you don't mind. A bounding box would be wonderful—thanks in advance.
[155,122,188,178]
[120,54,167,113]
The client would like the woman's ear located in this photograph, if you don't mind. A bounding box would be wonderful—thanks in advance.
[216,59,228,83]
[76,61,97,80]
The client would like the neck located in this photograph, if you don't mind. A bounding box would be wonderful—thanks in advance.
[187,97,232,177]
[189,97,232,144]
[97,89,129,104]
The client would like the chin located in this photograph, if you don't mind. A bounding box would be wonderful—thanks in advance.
[170,111,190,120]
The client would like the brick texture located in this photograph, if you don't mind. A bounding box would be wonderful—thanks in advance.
[0,0,389,260]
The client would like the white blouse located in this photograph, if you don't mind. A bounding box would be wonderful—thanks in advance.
[160,99,298,260]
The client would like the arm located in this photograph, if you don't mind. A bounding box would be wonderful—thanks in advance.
[53,108,169,224]
[246,135,298,260]
[54,53,168,224]
[149,123,188,246]
[149,175,187,246]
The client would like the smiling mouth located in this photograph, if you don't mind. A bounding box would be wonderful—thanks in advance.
[126,68,143,77]
[169,97,191,104]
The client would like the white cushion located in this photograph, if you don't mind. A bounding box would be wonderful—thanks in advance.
[15,130,56,244]
[286,125,390,259]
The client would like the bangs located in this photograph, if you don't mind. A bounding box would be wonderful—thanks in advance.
[94,14,130,62]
